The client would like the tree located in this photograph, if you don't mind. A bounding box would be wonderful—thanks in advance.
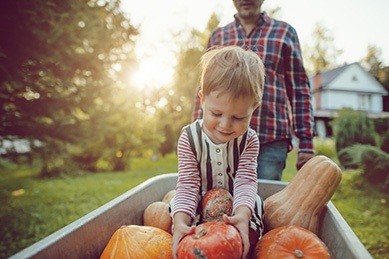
[361,45,383,79]
[303,23,343,75]
[265,6,283,19]
[156,13,220,156]
[360,45,389,112]
[0,0,148,174]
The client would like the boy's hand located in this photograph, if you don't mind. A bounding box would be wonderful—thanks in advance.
[172,213,195,259]
[223,206,251,259]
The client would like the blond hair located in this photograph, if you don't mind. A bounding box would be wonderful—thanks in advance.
[200,46,265,106]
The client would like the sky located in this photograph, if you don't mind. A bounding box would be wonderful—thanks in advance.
[120,0,389,88]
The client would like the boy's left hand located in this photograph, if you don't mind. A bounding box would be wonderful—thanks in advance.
[223,207,251,259]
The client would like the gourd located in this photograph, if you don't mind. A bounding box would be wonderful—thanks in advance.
[264,155,342,234]
[162,189,176,203]
[177,222,242,259]
[143,201,172,233]
[202,188,233,222]
[100,225,173,259]
[254,225,330,259]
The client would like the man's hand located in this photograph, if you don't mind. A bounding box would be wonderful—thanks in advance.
[296,152,315,170]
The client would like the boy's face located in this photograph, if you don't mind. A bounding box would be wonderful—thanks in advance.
[199,89,258,144]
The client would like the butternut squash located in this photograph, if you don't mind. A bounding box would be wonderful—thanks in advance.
[264,155,342,234]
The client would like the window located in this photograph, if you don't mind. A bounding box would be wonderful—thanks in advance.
[358,94,371,111]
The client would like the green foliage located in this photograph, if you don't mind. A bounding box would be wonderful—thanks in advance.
[338,144,389,191]
[304,23,343,75]
[332,169,389,258]
[332,108,376,153]
[281,150,298,182]
[159,124,176,157]
[156,13,221,156]
[313,137,337,158]
[380,130,389,153]
[0,154,178,258]
[373,117,389,136]
[337,144,367,169]
[1,0,138,141]
[372,117,389,153]
[0,1,172,174]
[360,146,389,183]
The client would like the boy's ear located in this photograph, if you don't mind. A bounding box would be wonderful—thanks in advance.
[199,90,205,106]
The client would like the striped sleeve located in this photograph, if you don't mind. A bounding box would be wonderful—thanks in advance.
[172,129,201,220]
[233,128,259,214]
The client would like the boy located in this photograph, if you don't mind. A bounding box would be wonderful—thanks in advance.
[171,46,265,259]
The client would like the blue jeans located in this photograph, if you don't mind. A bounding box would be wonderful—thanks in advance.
[257,139,289,180]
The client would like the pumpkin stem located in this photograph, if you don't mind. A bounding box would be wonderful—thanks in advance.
[194,228,208,239]
[294,249,304,258]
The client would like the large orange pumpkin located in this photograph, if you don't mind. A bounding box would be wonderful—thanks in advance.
[100,225,173,259]
[255,225,330,259]
[177,222,242,259]
[202,188,233,222]
[143,201,172,233]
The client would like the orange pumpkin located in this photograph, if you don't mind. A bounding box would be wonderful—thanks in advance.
[100,225,172,259]
[177,222,242,259]
[202,188,233,222]
[255,225,330,259]
[143,201,172,233]
[162,189,176,203]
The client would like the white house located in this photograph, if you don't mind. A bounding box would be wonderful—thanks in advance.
[310,62,388,139]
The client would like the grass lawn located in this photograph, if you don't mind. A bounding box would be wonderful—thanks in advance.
[1,151,388,258]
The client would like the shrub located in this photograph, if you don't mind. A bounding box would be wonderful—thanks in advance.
[337,144,368,169]
[380,130,389,153]
[313,137,336,159]
[373,117,389,135]
[332,108,376,153]
[40,156,79,178]
[338,144,389,189]
[38,141,78,178]
[360,146,389,184]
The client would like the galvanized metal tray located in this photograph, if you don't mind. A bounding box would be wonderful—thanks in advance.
[10,173,372,259]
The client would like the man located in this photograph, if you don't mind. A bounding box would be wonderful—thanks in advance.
[192,0,315,180]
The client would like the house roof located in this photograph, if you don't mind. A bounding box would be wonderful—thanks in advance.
[318,63,353,87]
[310,62,388,95]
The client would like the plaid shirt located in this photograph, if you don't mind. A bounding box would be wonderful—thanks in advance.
[192,12,315,153]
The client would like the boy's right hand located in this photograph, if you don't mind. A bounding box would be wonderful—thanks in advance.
[172,222,195,259]
[172,213,195,259]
